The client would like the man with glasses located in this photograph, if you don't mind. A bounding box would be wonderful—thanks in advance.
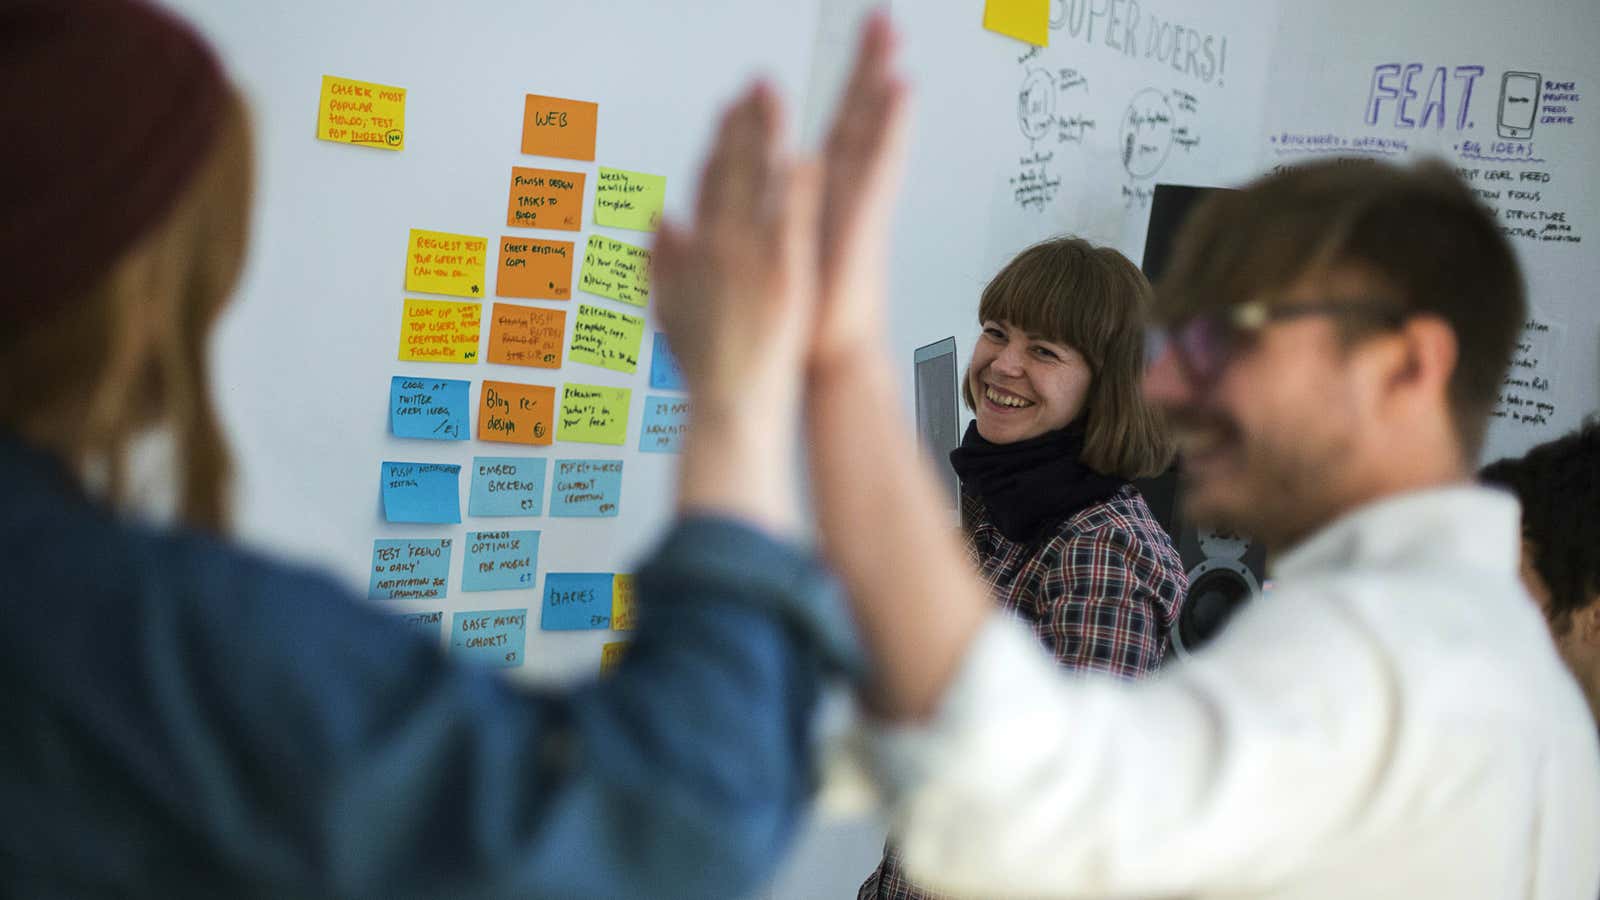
[818,154,1600,898]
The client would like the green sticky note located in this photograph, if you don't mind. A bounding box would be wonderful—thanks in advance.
[569,303,644,374]
[559,383,631,445]
[594,167,665,232]
[578,235,651,308]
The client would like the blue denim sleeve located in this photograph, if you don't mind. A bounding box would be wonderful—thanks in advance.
[2,513,856,900]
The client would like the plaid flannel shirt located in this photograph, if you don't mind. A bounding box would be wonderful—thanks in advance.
[860,484,1187,900]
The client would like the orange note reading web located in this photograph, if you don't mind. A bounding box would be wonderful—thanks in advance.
[506,167,585,231]
[521,95,598,161]
[497,237,573,301]
[478,380,555,445]
[487,303,566,369]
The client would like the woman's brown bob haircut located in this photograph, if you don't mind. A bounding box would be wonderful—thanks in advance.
[1156,158,1524,459]
[0,90,252,531]
[963,236,1174,479]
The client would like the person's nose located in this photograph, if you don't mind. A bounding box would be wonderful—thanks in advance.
[992,339,1028,377]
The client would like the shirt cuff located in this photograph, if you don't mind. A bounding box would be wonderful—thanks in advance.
[634,514,864,678]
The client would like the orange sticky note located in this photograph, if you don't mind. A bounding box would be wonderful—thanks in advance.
[521,95,598,161]
[983,0,1048,46]
[478,380,555,445]
[487,303,566,369]
[506,167,585,231]
[600,640,630,675]
[497,237,573,300]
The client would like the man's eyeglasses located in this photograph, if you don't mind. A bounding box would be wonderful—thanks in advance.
[1145,299,1407,385]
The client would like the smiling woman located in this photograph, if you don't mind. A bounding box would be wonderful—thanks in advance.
[860,236,1189,900]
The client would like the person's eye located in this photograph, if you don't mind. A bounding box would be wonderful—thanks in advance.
[1032,345,1060,360]
[983,326,1006,341]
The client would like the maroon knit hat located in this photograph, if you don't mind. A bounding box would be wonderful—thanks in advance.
[0,0,228,331]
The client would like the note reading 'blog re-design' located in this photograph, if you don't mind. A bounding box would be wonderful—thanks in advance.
[316,75,405,150]
[389,376,469,440]
[521,94,598,161]
[478,380,556,446]
[405,228,488,298]
[541,572,614,631]
[368,538,453,601]
[594,167,666,232]
[462,529,541,593]
[497,237,573,301]
[397,299,481,363]
[578,235,651,308]
[549,459,623,517]
[379,461,461,524]
[469,456,547,517]
[506,167,585,230]
[558,383,631,446]
[451,608,528,667]
[486,303,565,369]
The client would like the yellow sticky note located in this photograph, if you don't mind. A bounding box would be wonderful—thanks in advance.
[405,229,489,299]
[600,640,630,675]
[611,575,635,631]
[559,383,631,446]
[398,299,482,363]
[317,75,406,150]
[983,0,1048,46]
[594,167,666,232]
[578,235,651,308]
[569,303,644,374]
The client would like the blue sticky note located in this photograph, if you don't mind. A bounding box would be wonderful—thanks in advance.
[462,529,541,592]
[649,333,685,391]
[368,538,453,600]
[395,610,444,641]
[450,608,528,667]
[638,395,689,454]
[468,457,547,517]
[541,572,614,630]
[389,376,470,440]
[549,459,623,517]
[380,461,461,523]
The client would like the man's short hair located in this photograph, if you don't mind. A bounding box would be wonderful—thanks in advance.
[1481,420,1600,632]
[1156,158,1525,458]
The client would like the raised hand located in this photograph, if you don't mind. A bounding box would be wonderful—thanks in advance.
[813,11,912,372]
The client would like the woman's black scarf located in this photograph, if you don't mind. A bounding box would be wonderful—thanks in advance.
[948,419,1127,544]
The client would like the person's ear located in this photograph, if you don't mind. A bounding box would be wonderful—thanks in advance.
[1573,599,1600,649]
[1373,314,1457,420]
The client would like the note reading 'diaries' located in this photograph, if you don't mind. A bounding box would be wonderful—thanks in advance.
[405,228,488,299]
[316,75,405,150]
[541,572,614,631]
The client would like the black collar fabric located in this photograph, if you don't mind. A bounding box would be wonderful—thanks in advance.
[948,420,1127,544]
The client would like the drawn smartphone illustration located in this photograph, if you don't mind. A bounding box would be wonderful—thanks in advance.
[1497,71,1541,139]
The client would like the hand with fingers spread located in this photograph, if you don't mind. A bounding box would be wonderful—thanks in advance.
[813,11,912,372]
[653,83,821,535]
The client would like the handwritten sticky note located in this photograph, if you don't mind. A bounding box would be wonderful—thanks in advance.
[522,94,598,161]
[549,459,624,517]
[368,538,453,600]
[559,384,631,445]
[380,462,461,524]
[405,229,489,299]
[649,333,685,390]
[462,529,540,592]
[611,575,636,631]
[600,640,630,675]
[497,237,573,301]
[469,456,547,517]
[506,167,585,231]
[541,572,613,631]
[568,304,644,374]
[983,0,1048,46]
[389,376,469,440]
[478,380,555,446]
[594,167,666,232]
[486,303,565,369]
[578,235,652,308]
[398,298,482,363]
[451,608,528,667]
[395,610,443,641]
[317,75,406,150]
[639,396,689,454]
